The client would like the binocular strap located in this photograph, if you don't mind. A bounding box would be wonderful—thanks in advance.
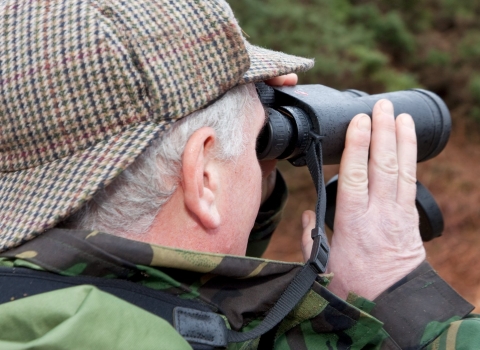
[228,136,330,344]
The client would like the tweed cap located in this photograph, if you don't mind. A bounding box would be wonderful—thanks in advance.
[0,0,313,252]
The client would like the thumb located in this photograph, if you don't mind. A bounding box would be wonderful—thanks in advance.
[301,210,316,262]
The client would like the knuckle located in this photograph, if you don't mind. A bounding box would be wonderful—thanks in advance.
[342,166,368,187]
[372,205,420,241]
[382,121,396,133]
[374,153,398,175]
[376,115,396,132]
[399,168,417,185]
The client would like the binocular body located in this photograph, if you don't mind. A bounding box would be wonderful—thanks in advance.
[256,83,452,242]
[256,84,451,166]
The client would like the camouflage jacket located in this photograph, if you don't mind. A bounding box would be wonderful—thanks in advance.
[0,176,478,349]
[0,227,478,349]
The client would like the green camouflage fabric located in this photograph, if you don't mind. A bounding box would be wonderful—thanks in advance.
[369,261,476,349]
[0,284,191,349]
[0,228,383,349]
[1,228,479,349]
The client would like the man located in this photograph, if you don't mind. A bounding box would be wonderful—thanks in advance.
[0,0,478,349]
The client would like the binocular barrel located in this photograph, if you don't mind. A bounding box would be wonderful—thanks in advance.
[256,84,451,165]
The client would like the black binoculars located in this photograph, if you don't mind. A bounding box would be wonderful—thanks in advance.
[255,83,451,241]
[256,83,451,165]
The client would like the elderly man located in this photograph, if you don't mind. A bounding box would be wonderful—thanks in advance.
[0,0,478,349]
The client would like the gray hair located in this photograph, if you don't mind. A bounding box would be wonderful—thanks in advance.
[64,83,259,236]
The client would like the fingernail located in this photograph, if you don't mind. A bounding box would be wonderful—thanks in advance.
[302,212,310,229]
[357,115,371,131]
[400,114,415,129]
[381,100,394,114]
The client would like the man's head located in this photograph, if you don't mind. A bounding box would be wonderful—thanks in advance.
[0,0,312,252]
[64,83,265,254]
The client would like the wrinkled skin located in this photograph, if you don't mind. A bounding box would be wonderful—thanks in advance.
[301,100,425,300]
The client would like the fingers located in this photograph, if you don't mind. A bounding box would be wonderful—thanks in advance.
[369,100,398,202]
[301,210,316,262]
[264,73,298,86]
[337,114,372,212]
[396,113,417,208]
[369,100,417,207]
[327,101,423,300]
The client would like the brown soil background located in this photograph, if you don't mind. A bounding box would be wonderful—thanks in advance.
[227,0,480,314]
[263,129,480,312]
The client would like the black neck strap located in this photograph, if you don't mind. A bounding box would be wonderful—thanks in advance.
[228,135,330,344]
[305,131,330,273]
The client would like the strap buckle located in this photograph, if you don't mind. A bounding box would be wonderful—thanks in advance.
[309,228,330,274]
[174,307,228,348]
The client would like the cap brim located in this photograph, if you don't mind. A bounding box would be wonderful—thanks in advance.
[240,44,314,84]
[0,121,164,251]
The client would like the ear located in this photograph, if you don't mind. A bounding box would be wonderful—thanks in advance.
[182,127,222,230]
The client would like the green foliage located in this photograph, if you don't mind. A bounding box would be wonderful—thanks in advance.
[229,0,419,92]
[228,0,480,124]
[470,107,480,125]
[349,45,388,75]
[459,31,480,62]
[441,0,478,18]
[349,6,416,55]
[373,69,421,92]
[425,49,451,67]
[466,76,480,125]
[469,76,480,104]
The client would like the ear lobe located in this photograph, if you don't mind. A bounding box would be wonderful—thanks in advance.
[182,127,221,230]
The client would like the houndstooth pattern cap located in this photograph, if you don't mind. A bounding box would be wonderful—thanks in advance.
[0,0,314,251]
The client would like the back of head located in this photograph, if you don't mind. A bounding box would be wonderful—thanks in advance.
[0,0,313,252]
[63,83,258,236]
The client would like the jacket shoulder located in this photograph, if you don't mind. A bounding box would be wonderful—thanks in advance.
[0,285,192,350]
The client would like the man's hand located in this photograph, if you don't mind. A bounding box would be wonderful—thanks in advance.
[259,74,298,204]
[301,100,426,300]
[264,73,298,87]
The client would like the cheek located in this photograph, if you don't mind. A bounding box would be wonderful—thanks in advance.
[247,155,263,201]
[251,168,262,208]
[227,154,262,206]
[236,155,262,217]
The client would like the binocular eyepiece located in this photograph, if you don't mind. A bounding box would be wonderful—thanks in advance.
[256,83,451,166]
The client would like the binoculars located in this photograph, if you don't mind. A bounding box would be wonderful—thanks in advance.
[255,83,451,241]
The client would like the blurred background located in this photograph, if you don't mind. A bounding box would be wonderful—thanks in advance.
[228,0,480,311]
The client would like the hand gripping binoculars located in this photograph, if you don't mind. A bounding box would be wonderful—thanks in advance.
[255,83,451,241]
